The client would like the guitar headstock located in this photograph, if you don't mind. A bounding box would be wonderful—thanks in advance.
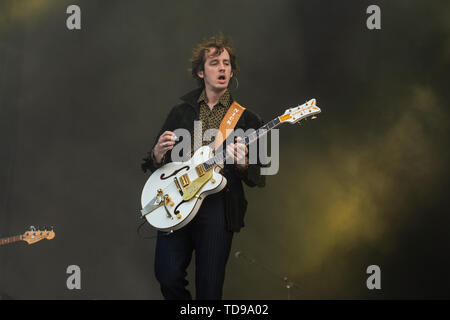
[279,99,321,124]
[22,226,55,245]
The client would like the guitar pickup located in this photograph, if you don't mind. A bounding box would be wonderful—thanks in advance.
[195,164,206,177]
[179,174,190,187]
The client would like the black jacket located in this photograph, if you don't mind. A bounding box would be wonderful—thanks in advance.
[141,88,266,232]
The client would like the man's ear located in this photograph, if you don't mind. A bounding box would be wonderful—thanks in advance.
[197,70,204,79]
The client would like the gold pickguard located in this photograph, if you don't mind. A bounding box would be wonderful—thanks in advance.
[182,169,213,201]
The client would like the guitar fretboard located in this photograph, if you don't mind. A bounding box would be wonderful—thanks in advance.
[203,117,281,170]
[0,235,22,246]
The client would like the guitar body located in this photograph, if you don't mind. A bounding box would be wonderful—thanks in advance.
[141,146,227,232]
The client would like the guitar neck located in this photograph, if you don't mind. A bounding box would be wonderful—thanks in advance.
[203,116,282,169]
[0,235,23,246]
[242,117,282,146]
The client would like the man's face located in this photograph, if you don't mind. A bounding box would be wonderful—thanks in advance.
[197,48,233,92]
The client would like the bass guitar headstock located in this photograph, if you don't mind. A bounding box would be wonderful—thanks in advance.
[22,226,55,245]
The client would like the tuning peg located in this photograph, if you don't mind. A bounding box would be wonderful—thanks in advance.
[30,226,36,231]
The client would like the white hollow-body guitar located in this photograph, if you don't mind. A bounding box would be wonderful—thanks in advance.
[140,99,321,231]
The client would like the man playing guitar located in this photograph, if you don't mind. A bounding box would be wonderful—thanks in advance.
[141,34,265,300]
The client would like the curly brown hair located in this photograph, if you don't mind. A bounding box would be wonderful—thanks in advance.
[189,33,239,87]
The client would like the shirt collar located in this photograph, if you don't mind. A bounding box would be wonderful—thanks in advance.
[197,89,231,108]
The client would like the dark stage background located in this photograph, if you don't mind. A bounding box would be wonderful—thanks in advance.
[0,0,449,299]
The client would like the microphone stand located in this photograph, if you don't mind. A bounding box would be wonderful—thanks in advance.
[234,250,300,300]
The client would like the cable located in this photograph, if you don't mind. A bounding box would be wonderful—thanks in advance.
[136,218,173,240]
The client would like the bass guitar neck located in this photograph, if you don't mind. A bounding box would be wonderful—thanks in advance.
[0,235,23,246]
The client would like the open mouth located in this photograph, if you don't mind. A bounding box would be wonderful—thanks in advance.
[218,75,226,81]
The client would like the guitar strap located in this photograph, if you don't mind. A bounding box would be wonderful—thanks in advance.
[214,101,246,150]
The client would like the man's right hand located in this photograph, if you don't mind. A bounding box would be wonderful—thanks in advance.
[153,131,177,164]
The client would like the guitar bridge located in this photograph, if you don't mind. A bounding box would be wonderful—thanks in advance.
[174,177,183,196]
